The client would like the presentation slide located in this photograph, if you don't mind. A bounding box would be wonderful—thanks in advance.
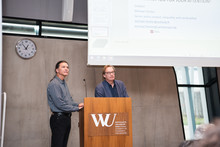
[88,0,220,66]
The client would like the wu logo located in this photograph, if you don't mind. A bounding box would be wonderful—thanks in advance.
[91,113,117,127]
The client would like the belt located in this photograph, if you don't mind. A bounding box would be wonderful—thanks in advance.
[53,112,72,117]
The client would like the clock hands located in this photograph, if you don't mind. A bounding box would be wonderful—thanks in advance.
[22,42,29,50]
[26,44,29,50]
[22,42,26,49]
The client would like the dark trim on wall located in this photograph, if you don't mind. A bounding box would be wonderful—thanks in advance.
[3,34,88,41]
[203,67,220,122]
[3,16,88,25]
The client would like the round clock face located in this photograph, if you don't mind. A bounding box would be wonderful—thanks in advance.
[15,39,37,59]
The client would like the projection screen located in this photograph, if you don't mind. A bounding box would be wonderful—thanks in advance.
[88,0,220,66]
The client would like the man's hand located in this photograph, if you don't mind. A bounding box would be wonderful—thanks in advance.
[78,103,84,109]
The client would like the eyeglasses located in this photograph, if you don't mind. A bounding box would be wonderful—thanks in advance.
[105,71,115,75]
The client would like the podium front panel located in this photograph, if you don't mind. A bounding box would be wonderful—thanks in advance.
[83,97,132,147]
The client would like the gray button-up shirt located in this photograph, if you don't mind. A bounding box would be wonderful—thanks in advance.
[47,76,79,112]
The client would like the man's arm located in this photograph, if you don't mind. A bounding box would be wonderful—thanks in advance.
[95,85,105,97]
[48,84,79,112]
[122,84,129,97]
[117,80,129,97]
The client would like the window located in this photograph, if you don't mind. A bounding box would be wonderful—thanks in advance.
[2,17,39,35]
[175,67,209,139]
[2,17,88,40]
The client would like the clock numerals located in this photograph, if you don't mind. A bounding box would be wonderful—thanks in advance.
[15,39,37,59]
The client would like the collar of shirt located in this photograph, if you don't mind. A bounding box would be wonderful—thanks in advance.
[104,80,115,88]
[104,80,119,97]
[55,76,65,84]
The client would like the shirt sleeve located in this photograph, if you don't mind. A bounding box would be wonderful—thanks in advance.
[71,99,79,107]
[95,86,105,97]
[48,84,79,112]
[117,80,129,97]
[122,83,129,97]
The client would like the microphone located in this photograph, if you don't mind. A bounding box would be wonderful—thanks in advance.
[83,79,88,97]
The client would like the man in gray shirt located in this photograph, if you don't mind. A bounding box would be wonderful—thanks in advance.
[47,60,84,147]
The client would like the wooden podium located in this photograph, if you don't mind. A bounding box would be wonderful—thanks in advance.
[79,97,132,147]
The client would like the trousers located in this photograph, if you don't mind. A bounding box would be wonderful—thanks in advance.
[50,114,71,147]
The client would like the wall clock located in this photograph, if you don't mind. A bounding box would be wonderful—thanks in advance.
[15,39,37,59]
